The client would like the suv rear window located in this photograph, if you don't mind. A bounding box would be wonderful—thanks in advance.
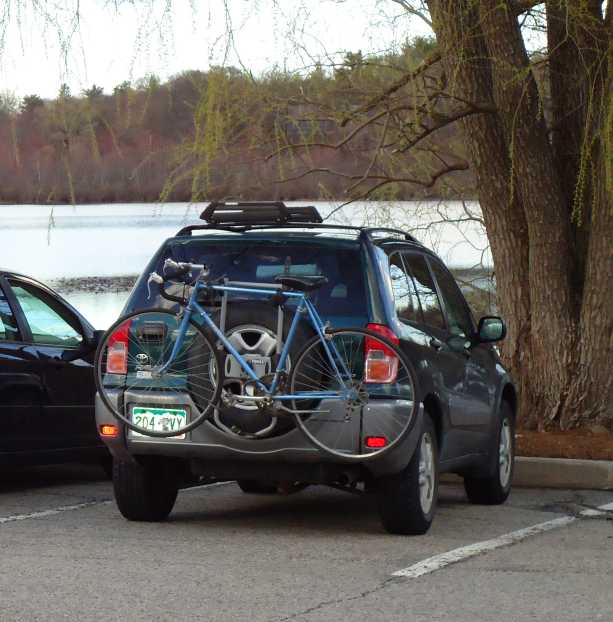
[159,237,369,320]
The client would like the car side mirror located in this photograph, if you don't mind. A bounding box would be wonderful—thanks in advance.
[89,330,105,349]
[81,329,105,350]
[477,316,506,343]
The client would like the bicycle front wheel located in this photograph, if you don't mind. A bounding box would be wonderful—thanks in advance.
[95,308,222,438]
[289,328,419,461]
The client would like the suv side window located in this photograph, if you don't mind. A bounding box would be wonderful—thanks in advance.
[0,286,19,341]
[429,260,474,337]
[9,281,83,347]
[388,252,422,323]
[402,253,446,331]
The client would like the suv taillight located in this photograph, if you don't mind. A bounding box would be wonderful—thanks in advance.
[365,323,399,384]
[106,319,132,375]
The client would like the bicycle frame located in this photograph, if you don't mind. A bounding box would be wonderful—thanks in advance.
[159,280,354,402]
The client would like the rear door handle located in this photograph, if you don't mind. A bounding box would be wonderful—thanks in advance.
[429,337,444,351]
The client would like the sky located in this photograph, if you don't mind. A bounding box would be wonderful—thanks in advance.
[0,0,431,99]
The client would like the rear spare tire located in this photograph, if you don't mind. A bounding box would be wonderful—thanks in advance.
[212,300,314,438]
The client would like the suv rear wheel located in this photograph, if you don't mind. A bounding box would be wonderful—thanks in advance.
[236,479,279,494]
[464,401,514,505]
[113,457,179,521]
[376,414,438,535]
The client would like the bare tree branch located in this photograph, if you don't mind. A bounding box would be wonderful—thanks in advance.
[389,0,433,28]
[273,161,469,190]
[340,49,442,126]
[511,0,543,15]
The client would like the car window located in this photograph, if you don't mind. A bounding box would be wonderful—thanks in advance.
[388,252,422,323]
[429,260,474,337]
[9,282,83,347]
[0,287,19,341]
[402,253,446,331]
[163,239,368,319]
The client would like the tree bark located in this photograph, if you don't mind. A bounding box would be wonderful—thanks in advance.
[566,23,613,426]
[477,0,579,425]
[547,0,606,294]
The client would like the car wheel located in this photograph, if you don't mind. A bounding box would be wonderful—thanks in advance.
[464,401,514,505]
[236,479,279,494]
[113,457,179,521]
[377,414,438,535]
[100,455,113,480]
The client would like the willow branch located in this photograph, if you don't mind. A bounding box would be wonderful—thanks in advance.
[339,50,442,126]
[273,161,469,190]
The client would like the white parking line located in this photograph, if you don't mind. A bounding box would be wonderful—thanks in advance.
[579,501,613,517]
[0,482,232,527]
[392,500,613,579]
[0,500,112,525]
[183,481,234,493]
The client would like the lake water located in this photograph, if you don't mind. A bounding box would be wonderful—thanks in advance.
[0,200,490,328]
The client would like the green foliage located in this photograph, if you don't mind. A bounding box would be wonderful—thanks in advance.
[58,83,71,99]
[83,84,104,99]
[20,94,44,114]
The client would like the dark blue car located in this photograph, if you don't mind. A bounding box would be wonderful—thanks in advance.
[96,202,516,534]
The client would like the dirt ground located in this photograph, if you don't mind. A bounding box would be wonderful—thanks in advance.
[516,429,613,460]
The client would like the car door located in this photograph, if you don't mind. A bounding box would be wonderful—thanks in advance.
[7,278,99,449]
[384,250,465,460]
[0,278,47,452]
[399,252,478,459]
[427,258,495,449]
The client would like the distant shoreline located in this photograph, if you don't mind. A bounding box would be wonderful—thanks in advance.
[48,267,492,296]
[49,275,138,294]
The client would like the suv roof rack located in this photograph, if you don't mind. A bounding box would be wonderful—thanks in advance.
[200,201,323,225]
[175,201,420,244]
[175,220,421,245]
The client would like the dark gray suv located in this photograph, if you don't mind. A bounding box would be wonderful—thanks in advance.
[96,202,516,535]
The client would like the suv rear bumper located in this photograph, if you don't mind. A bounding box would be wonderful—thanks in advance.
[95,391,423,477]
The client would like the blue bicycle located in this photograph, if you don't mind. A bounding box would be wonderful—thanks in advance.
[95,259,419,460]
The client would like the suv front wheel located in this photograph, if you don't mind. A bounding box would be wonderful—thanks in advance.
[113,457,179,521]
[464,401,514,505]
[376,414,438,535]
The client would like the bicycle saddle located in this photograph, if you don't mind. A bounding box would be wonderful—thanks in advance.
[275,275,328,292]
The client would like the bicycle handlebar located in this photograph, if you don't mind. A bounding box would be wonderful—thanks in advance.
[147,259,209,305]
[162,258,208,280]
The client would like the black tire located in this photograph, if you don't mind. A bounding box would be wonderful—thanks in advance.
[95,308,222,438]
[236,479,278,494]
[215,301,314,438]
[464,401,514,505]
[113,457,179,521]
[377,414,438,535]
[100,455,113,479]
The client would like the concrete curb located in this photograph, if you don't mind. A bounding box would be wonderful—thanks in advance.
[512,456,613,490]
[442,457,613,490]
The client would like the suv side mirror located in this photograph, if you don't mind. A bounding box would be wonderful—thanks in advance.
[477,316,506,343]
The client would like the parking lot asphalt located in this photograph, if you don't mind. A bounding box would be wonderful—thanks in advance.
[1,464,611,622]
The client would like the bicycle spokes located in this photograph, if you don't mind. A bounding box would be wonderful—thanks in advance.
[289,328,418,460]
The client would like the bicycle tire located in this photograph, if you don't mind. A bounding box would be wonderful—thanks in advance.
[95,308,222,438]
[288,328,420,461]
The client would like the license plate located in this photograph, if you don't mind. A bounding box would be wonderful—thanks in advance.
[130,407,188,439]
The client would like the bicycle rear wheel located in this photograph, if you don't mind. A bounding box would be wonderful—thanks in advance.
[95,308,222,438]
[288,328,419,461]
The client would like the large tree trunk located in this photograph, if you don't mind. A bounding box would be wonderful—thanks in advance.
[426,0,613,429]
[426,0,535,421]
